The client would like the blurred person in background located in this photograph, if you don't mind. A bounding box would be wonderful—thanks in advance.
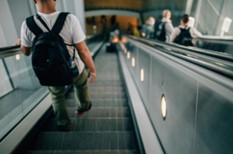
[141,16,155,39]
[170,14,202,46]
[154,9,174,42]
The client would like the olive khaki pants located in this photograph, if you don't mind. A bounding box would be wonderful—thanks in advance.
[48,69,91,126]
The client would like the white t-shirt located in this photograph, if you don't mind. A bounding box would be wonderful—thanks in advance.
[20,11,86,73]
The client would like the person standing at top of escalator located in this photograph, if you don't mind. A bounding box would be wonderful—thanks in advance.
[154,9,174,42]
[141,16,155,39]
[170,14,202,46]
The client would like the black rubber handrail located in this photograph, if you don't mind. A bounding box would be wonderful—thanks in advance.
[130,36,233,62]
[195,35,233,43]
[0,45,21,59]
[0,34,104,59]
[160,47,233,79]
[0,45,20,52]
[126,36,233,80]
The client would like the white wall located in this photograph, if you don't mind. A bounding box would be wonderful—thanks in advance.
[0,0,18,45]
[64,0,86,33]
[192,0,233,36]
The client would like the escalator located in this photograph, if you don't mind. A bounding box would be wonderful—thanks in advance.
[24,46,140,154]
[5,34,233,154]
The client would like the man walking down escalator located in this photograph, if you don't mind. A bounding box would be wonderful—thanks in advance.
[17,0,96,131]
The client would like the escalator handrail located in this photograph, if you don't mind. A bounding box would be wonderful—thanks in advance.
[0,45,21,59]
[128,35,233,64]
[0,34,104,59]
[126,36,233,80]
[129,35,233,62]
[0,45,20,52]
[194,35,233,43]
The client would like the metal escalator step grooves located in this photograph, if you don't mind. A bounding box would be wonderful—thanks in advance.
[67,107,131,118]
[90,85,124,92]
[73,118,134,131]
[28,150,138,154]
[66,92,126,99]
[28,47,139,153]
[68,84,125,91]
[43,118,134,132]
[66,99,128,108]
[31,132,137,150]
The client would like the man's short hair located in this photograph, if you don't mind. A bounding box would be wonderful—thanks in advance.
[181,14,189,24]
[35,0,49,3]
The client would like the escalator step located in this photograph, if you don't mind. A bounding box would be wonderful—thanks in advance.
[66,99,128,108]
[67,98,128,108]
[73,118,134,131]
[31,132,137,150]
[89,81,124,87]
[28,150,138,154]
[67,107,130,118]
[43,118,134,132]
[89,85,124,90]
[67,91,126,99]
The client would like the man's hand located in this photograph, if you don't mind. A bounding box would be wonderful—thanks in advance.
[15,39,32,56]
[15,39,21,46]
[89,72,96,84]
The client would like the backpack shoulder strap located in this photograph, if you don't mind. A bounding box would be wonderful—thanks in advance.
[51,12,69,34]
[179,27,184,31]
[161,21,167,29]
[36,14,50,32]
[185,27,192,37]
[26,16,43,36]
[179,27,187,35]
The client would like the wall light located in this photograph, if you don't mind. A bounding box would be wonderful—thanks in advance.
[16,54,20,61]
[132,57,135,67]
[127,52,131,59]
[140,69,144,82]
[161,94,167,120]
[221,17,232,36]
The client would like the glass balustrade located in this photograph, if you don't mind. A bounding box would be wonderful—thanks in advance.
[0,48,48,141]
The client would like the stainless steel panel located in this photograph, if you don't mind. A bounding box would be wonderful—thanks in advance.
[149,56,197,154]
[136,51,151,104]
[195,84,233,154]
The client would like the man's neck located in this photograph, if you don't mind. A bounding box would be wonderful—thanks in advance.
[180,24,188,28]
[37,2,56,14]
[39,8,56,14]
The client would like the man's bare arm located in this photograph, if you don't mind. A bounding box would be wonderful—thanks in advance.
[75,41,96,83]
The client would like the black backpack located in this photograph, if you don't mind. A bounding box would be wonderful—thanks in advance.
[154,19,166,41]
[26,12,77,86]
[174,27,193,46]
